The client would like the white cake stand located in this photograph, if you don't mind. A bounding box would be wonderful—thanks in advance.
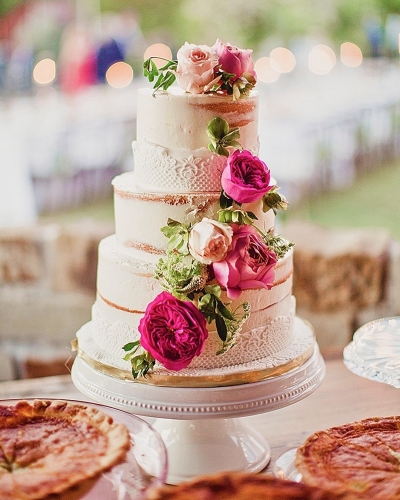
[71,342,325,484]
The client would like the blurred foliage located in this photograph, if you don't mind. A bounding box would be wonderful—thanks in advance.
[100,0,400,55]
[0,0,20,16]
[2,0,400,56]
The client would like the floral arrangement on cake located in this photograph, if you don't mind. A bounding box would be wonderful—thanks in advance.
[143,39,256,99]
[123,41,293,379]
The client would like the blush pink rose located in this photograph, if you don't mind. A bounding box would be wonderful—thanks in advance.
[212,224,277,300]
[212,39,256,82]
[138,291,208,371]
[175,42,220,94]
[221,149,273,203]
[189,218,233,264]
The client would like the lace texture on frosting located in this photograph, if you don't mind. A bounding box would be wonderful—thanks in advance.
[92,302,294,369]
[191,316,293,369]
[93,304,140,359]
[133,140,227,192]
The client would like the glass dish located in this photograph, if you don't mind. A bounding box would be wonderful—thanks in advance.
[0,398,168,500]
[273,448,302,482]
[343,316,400,388]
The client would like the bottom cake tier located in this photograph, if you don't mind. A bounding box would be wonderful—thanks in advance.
[73,316,315,388]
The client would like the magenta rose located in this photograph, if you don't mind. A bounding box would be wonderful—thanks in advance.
[175,42,220,94]
[138,291,208,371]
[221,149,273,203]
[212,39,256,82]
[212,224,277,299]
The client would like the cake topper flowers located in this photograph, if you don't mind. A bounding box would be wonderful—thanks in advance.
[143,39,256,99]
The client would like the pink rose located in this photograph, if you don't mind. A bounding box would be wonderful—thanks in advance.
[175,42,220,94]
[189,218,233,264]
[212,224,277,299]
[212,39,256,82]
[138,291,208,371]
[221,150,273,203]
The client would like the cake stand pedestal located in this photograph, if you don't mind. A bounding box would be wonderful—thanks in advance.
[71,343,325,484]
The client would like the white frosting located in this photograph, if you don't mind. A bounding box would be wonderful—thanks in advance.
[134,88,259,193]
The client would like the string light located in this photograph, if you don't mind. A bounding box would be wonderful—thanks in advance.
[254,57,280,83]
[308,44,336,75]
[270,47,296,73]
[144,43,172,68]
[106,61,133,88]
[340,42,363,67]
[33,58,56,85]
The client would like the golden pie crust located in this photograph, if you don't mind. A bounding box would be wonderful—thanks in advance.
[0,399,130,499]
[295,416,400,499]
[144,471,356,499]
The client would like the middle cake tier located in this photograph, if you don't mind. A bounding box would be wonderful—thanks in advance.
[112,171,276,263]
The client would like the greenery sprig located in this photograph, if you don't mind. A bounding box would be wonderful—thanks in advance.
[143,57,178,94]
[216,68,256,100]
[123,341,155,379]
[262,229,294,260]
[217,193,293,259]
[218,206,257,225]
[154,218,250,345]
[207,117,241,157]
[262,188,289,214]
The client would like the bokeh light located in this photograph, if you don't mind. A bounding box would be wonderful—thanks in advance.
[270,47,296,73]
[144,43,173,68]
[32,58,56,85]
[340,42,363,67]
[105,61,134,88]
[254,57,280,83]
[308,44,336,75]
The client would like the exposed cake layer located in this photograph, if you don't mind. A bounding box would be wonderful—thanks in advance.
[133,88,259,192]
[113,171,276,262]
[93,235,294,369]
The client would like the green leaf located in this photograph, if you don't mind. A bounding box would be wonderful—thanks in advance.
[123,341,139,351]
[216,301,235,321]
[215,315,228,341]
[143,57,177,93]
[262,189,289,213]
[220,191,233,209]
[207,118,242,156]
[223,128,241,142]
[198,293,217,322]
[204,284,222,298]
[226,140,242,150]
[207,117,230,141]
[216,145,230,157]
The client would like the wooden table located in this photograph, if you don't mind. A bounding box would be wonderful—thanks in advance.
[0,351,399,475]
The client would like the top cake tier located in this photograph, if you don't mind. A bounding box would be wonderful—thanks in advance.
[133,88,259,193]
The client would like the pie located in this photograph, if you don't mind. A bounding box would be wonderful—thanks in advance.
[144,471,357,499]
[0,399,130,499]
[295,416,400,499]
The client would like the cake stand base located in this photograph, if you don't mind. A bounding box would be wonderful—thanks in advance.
[153,417,270,484]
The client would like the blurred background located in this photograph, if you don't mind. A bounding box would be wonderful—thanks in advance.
[0,0,400,380]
